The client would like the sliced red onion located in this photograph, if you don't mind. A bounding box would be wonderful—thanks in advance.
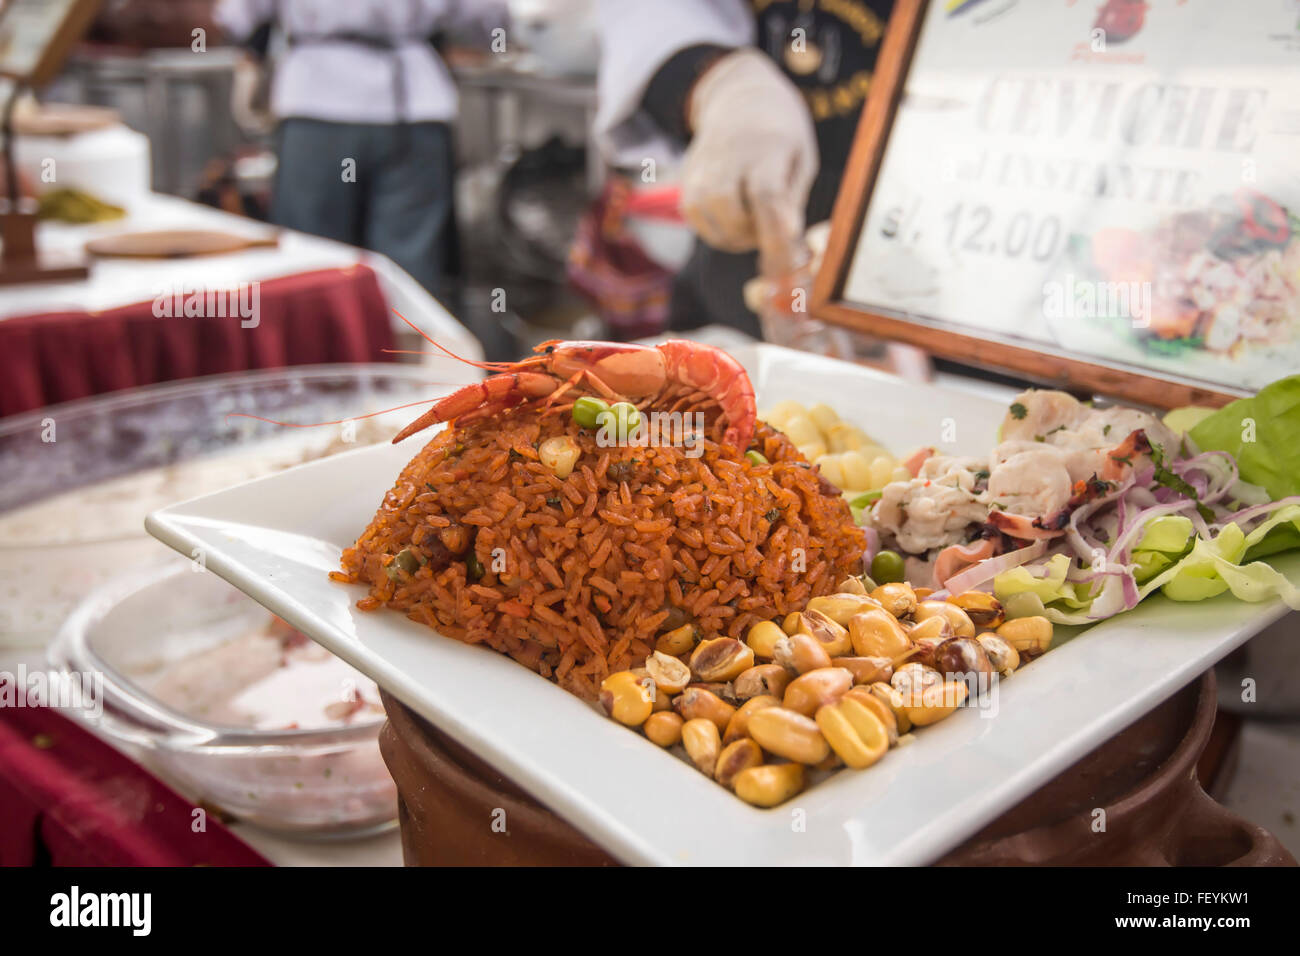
[942,539,1048,594]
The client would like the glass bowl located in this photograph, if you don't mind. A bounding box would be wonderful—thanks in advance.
[49,559,397,837]
[0,363,469,648]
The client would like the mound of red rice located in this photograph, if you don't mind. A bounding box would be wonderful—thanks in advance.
[334,406,866,700]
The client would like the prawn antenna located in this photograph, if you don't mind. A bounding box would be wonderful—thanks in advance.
[225,397,440,429]
[391,309,513,371]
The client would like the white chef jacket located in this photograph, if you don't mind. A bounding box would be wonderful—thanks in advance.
[216,0,506,124]
[594,0,753,168]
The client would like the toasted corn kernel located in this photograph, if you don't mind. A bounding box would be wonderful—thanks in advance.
[645,650,691,695]
[913,600,975,639]
[806,592,881,626]
[655,623,697,656]
[690,637,754,682]
[651,687,675,711]
[795,609,853,657]
[870,582,917,619]
[643,711,684,747]
[816,697,890,769]
[848,608,912,659]
[892,662,941,703]
[688,681,739,702]
[913,587,935,600]
[908,634,949,669]
[681,718,721,775]
[996,615,1053,659]
[977,633,1020,675]
[746,620,785,659]
[734,763,804,807]
[933,637,994,687]
[833,655,893,686]
[674,686,736,732]
[599,671,654,726]
[723,694,781,745]
[781,611,803,635]
[948,590,1005,629]
[715,738,764,788]
[837,575,868,595]
[782,667,853,717]
[906,615,953,645]
[866,681,911,734]
[844,686,899,745]
[748,707,831,764]
[903,680,969,726]
[734,664,792,700]
[773,633,833,675]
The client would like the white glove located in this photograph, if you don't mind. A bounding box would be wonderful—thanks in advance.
[681,48,818,256]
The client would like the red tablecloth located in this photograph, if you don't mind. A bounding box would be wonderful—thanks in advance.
[0,696,268,867]
[0,265,395,418]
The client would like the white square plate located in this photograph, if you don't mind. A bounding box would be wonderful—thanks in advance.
[146,345,1297,865]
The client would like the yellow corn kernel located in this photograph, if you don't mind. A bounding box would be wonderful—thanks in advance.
[673,686,736,732]
[747,707,831,765]
[689,637,754,682]
[655,623,696,656]
[805,592,881,626]
[733,664,792,700]
[903,680,969,727]
[782,414,820,446]
[949,591,1005,629]
[643,711,684,747]
[782,667,853,718]
[848,608,912,659]
[723,694,781,745]
[807,403,841,434]
[870,582,917,620]
[773,633,832,675]
[914,600,976,639]
[833,655,893,686]
[715,738,764,789]
[734,763,805,808]
[745,620,785,659]
[996,615,1053,658]
[865,680,911,734]
[839,449,873,487]
[816,697,890,769]
[681,718,721,776]
[813,453,846,489]
[645,650,691,695]
[599,671,654,727]
[762,400,806,431]
[843,686,899,745]
[795,609,853,657]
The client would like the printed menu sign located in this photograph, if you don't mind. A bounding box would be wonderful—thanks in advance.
[836,0,1300,399]
[0,0,97,87]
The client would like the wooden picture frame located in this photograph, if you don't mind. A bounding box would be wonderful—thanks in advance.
[810,0,1298,410]
[0,0,101,88]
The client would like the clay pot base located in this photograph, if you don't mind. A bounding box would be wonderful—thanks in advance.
[378,671,1295,867]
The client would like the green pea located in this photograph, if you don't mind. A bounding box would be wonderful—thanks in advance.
[870,549,905,585]
[572,396,610,430]
[745,450,769,466]
[607,401,641,440]
[1003,591,1046,619]
[466,551,484,581]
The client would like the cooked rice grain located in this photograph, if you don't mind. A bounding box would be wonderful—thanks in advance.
[335,407,866,700]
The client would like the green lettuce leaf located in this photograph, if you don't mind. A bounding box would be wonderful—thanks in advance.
[1189,375,1300,500]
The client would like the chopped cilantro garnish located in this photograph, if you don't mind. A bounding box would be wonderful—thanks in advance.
[1010,402,1028,420]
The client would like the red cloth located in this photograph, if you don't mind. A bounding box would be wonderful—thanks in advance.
[0,697,269,867]
[0,265,395,418]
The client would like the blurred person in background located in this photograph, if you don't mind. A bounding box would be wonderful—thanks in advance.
[594,0,895,336]
[216,0,507,297]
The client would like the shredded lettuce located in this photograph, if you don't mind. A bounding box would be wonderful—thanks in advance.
[1189,375,1300,500]
[993,507,1300,623]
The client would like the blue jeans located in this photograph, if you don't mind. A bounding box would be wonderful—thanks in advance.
[271,118,454,296]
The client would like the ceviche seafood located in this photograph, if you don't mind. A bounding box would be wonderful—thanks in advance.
[867,376,1300,624]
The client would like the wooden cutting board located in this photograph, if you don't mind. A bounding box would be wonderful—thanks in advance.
[85,229,280,259]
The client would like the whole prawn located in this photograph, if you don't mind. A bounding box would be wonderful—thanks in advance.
[392,336,758,451]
